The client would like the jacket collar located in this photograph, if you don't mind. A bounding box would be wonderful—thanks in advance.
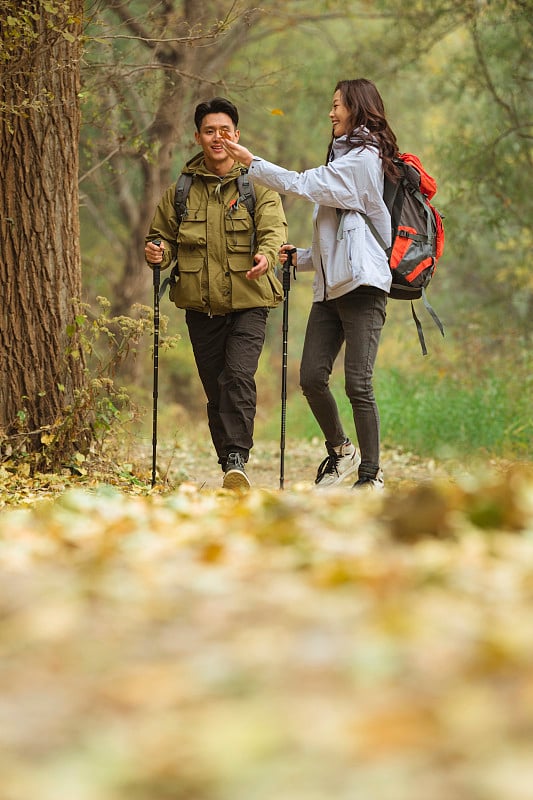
[330,126,377,161]
[183,152,244,182]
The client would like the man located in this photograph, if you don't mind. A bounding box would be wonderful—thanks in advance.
[145,97,287,490]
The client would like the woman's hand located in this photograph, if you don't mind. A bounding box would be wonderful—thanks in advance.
[279,243,297,266]
[220,133,254,168]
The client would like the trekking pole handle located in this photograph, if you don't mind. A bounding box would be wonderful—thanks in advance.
[282,246,297,292]
[151,239,162,288]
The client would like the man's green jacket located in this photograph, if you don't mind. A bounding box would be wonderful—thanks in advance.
[147,153,287,316]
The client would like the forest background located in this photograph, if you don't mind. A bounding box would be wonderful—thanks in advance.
[80,0,533,468]
[2,0,532,477]
[83,0,532,468]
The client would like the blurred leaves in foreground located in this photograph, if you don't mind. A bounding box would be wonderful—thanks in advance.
[1,463,533,799]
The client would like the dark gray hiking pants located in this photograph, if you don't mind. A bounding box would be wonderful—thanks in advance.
[186,307,268,469]
[299,287,387,479]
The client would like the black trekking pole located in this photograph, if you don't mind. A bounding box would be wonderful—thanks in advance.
[151,240,162,488]
[279,247,296,490]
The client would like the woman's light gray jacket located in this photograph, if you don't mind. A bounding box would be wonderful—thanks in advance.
[248,133,392,302]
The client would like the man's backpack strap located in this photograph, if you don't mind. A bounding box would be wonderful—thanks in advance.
[236,170,256,217]
[236,170,257,253]
[174,173,193,226]
[158,174,192,299]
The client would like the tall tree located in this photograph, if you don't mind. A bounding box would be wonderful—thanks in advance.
[0,0,86,460]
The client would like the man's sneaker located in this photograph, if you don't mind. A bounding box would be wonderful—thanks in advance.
[222,452,251,491]
[314,440,361,488]
[352,469,385,491]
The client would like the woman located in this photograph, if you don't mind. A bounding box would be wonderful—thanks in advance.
[221,78,399,490]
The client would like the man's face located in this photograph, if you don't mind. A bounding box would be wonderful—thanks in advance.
[195,112,240,174]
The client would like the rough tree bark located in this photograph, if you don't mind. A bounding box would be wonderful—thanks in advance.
[0,1,86,456]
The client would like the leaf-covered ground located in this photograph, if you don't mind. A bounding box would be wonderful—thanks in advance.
[1,440,533,799]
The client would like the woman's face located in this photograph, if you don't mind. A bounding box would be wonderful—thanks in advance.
[329,90,350,137]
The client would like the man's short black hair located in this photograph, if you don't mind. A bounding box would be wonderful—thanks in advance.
[194,97,239,131]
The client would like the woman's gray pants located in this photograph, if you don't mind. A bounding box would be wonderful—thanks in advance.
[299,286,387,479]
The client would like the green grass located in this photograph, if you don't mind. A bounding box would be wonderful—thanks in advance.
[257,365,532,460]
[376,367,532,458]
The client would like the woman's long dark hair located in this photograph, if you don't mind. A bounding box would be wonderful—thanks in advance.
[326,78,400,180]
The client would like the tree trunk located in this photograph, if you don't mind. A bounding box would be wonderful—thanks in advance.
[0,1,86,458]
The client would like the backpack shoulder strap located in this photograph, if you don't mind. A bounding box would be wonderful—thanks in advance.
[360,162,405,253]
[174,173,193,226]
[236,170,256,219]
[359,211,389,252]
[236,169,257,253]
[175,171,256,222]
[160,173,193,300]
[384,163,404,208]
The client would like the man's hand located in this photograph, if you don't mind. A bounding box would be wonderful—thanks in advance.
[246,253,268,280]
[145,239,164,264]
[220,134,254,168]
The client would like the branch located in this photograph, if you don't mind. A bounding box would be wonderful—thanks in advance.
[469,17,531,168]
[95,0,263,50]
[98,0,157,46]
[79,146,121,184]
[470,19,517,124]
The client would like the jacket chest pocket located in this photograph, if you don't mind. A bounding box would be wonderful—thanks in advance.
[225,208,253,253]
[179,209,207,247]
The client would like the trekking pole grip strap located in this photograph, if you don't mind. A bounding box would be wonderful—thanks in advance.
[282,246,297,291]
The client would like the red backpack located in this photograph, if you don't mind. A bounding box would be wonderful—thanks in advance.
[361,153,445,355]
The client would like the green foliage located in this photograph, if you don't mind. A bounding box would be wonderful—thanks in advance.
[0,0,83,118]
[0,297,180,474]
[422,0,533,327]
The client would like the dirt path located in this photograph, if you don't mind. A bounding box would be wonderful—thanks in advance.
[151,437,461,492]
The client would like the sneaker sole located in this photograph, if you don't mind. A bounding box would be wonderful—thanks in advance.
[352,481,385,491]
[222,469,251,491]
[315,456,361,489]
